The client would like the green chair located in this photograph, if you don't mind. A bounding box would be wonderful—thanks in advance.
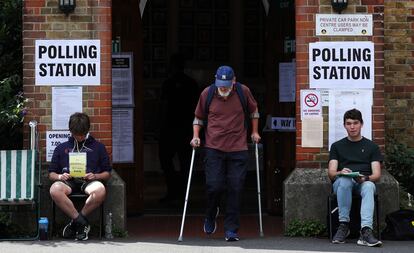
[0,122,41,240]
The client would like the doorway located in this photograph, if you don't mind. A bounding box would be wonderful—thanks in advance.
[112,0,296,216]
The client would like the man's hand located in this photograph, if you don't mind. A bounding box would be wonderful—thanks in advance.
[84,173,97,181]
[339,168,352,175]
[251,132,261,144]
[190,137,200,148]
[58,173,71,181]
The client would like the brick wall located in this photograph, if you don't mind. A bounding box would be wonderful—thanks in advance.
[384,0,414,146]
[23,0,112,159]
[296,0,385,168]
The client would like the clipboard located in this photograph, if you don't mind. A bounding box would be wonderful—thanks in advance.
[69,152,86,178]
[338,171,363,178]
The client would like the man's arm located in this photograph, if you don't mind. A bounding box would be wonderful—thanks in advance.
[49,171,71,181]
[84,171,111,181]
[368,161,381,182]
[328,159,353,181]
[250,109,260,143]
[190,121,202,147]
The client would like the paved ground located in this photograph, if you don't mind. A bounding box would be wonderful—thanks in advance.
[1,236,414,253]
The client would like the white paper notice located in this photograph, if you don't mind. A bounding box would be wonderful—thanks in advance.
[46,131,71,162]
[279,62,296,102]
[112,108,134,163]
[52,86,82,130]
[112,53,134,106]
[302,118,323,148]
[328,89,372,149]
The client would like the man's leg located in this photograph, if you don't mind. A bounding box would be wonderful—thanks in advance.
[50,181,77,219]
[50,181,80,238]
[204,148,225,234]
[332,177,354,243]
[356,181,381,247]
[224,150,248,241]
[82,181,106,216]
[333,177,354,223]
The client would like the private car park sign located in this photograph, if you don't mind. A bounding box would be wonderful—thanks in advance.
[309,41,374,89]
[35,40,101,85]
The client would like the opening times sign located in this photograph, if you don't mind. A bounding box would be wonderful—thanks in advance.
[309,41,374,89]
[35,40,101,85]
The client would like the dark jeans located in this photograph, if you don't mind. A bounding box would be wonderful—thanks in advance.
[204,147,249,232]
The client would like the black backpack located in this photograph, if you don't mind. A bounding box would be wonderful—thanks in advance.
[381,209,414,240]
[203,82,249,129]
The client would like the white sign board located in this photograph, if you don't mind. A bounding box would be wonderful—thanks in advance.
[52,86,82,130]
[35,40,100,85]
[300,90,322,119]
[279,62,296,102]
[46,131,71,162]
[271,117,296,131]
[328,89,373,149]
[309,42,374,89]
[112,53,134,106]
[316,14,373,36]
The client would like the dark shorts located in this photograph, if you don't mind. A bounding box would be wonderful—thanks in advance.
[60,178,101,195]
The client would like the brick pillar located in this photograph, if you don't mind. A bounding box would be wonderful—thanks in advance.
[22,0,112,159]
[384,0,414,146]
[295,0,385,168]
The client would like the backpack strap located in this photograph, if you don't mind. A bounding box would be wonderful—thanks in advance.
[204,82,249,129]
[203,83,216,128]
[234,82,249,129]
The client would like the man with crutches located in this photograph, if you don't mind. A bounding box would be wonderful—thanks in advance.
[190,66,261,241]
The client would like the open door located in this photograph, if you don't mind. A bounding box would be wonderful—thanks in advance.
[263,0,296,215]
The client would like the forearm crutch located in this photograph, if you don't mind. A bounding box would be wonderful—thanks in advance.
[178,147,196,242]
[255,143,264,237]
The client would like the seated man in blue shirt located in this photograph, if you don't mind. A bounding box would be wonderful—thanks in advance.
[328,109,382,247]
[49,112,111,240]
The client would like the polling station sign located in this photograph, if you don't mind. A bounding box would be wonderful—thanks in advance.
[309,42,374,89]
[35,40,101,85]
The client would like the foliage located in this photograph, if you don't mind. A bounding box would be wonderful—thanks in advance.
[285,219,326,237]
[0,0,23,81]
[385,139,414,195]
[0,0,24,150]
[112,226,128,238]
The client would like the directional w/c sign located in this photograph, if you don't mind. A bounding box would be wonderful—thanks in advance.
[271,117,296,131]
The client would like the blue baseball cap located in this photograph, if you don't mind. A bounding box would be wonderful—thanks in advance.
[215,66,234,87]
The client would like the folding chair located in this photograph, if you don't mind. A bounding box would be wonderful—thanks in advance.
[0,121,41,240]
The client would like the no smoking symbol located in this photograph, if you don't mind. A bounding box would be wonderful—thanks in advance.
[305,93,318,107]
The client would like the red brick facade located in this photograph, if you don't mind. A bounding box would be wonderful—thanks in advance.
[23,0,112,158]
[295,0,385,168]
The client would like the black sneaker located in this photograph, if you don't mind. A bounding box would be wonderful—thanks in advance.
[75,223,91,241]
[332,222,350,244]
[357,227,382,247]
[225,230,240,241]
[62,220,77,239]
[74,214,90,241]
[203,207,219,235]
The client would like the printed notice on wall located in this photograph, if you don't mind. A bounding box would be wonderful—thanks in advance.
[328,89,372,149]
[112,52,134,106]
[112,108,134,163]
[300,90,322,119]
[52,86,82,130]
[279,62,296,102]
[35,40,100,85]
[309,42,374,89]
[302,118,323,148]
[316,14,373,36]
[46,131,71,162]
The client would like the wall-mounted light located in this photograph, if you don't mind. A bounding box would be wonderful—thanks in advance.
[59,0,76,15]
[331,0,348,14]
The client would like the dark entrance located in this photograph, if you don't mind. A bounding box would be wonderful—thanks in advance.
[112,0,295,216]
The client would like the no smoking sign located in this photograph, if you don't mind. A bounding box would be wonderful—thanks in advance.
[301,90,322,119]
